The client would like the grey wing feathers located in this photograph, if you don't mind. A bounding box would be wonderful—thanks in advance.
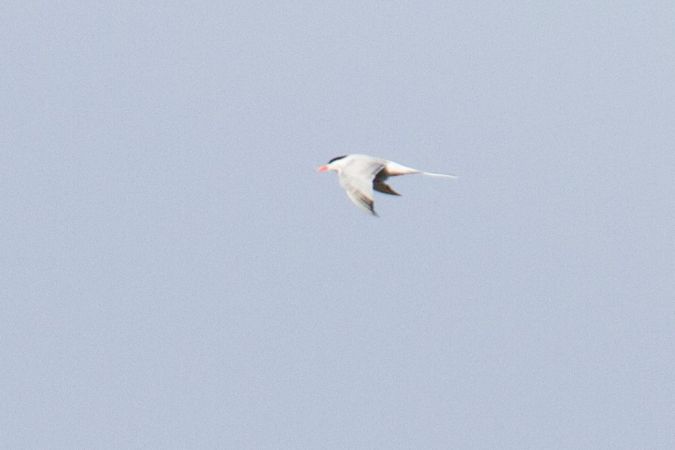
[373,180,400,196]
[373,171,401,196]
[345,188,378,216]
[338,159,385,216]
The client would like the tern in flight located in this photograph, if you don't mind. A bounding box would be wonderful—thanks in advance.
[317,154,456,216]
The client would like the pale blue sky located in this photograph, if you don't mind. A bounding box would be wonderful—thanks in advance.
[2,1,674,448]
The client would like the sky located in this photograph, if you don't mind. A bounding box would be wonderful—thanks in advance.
[2,1,674,448]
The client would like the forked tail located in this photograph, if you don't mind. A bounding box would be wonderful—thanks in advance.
[421,171,457,179]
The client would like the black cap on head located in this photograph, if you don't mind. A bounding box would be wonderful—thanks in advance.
[328,155,347,164]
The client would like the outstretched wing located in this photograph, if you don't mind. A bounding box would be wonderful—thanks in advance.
[338,158,385,216]
[373,171,401,196]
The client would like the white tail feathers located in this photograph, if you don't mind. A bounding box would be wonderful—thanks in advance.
[384,161,457,178]
[421,171,457,179]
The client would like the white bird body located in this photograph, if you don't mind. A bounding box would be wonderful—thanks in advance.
[317,154,456,216]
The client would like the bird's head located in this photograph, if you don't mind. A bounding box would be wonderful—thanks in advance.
[316,155,347,173]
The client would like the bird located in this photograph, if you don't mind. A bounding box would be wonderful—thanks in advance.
[317,154,456,216]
